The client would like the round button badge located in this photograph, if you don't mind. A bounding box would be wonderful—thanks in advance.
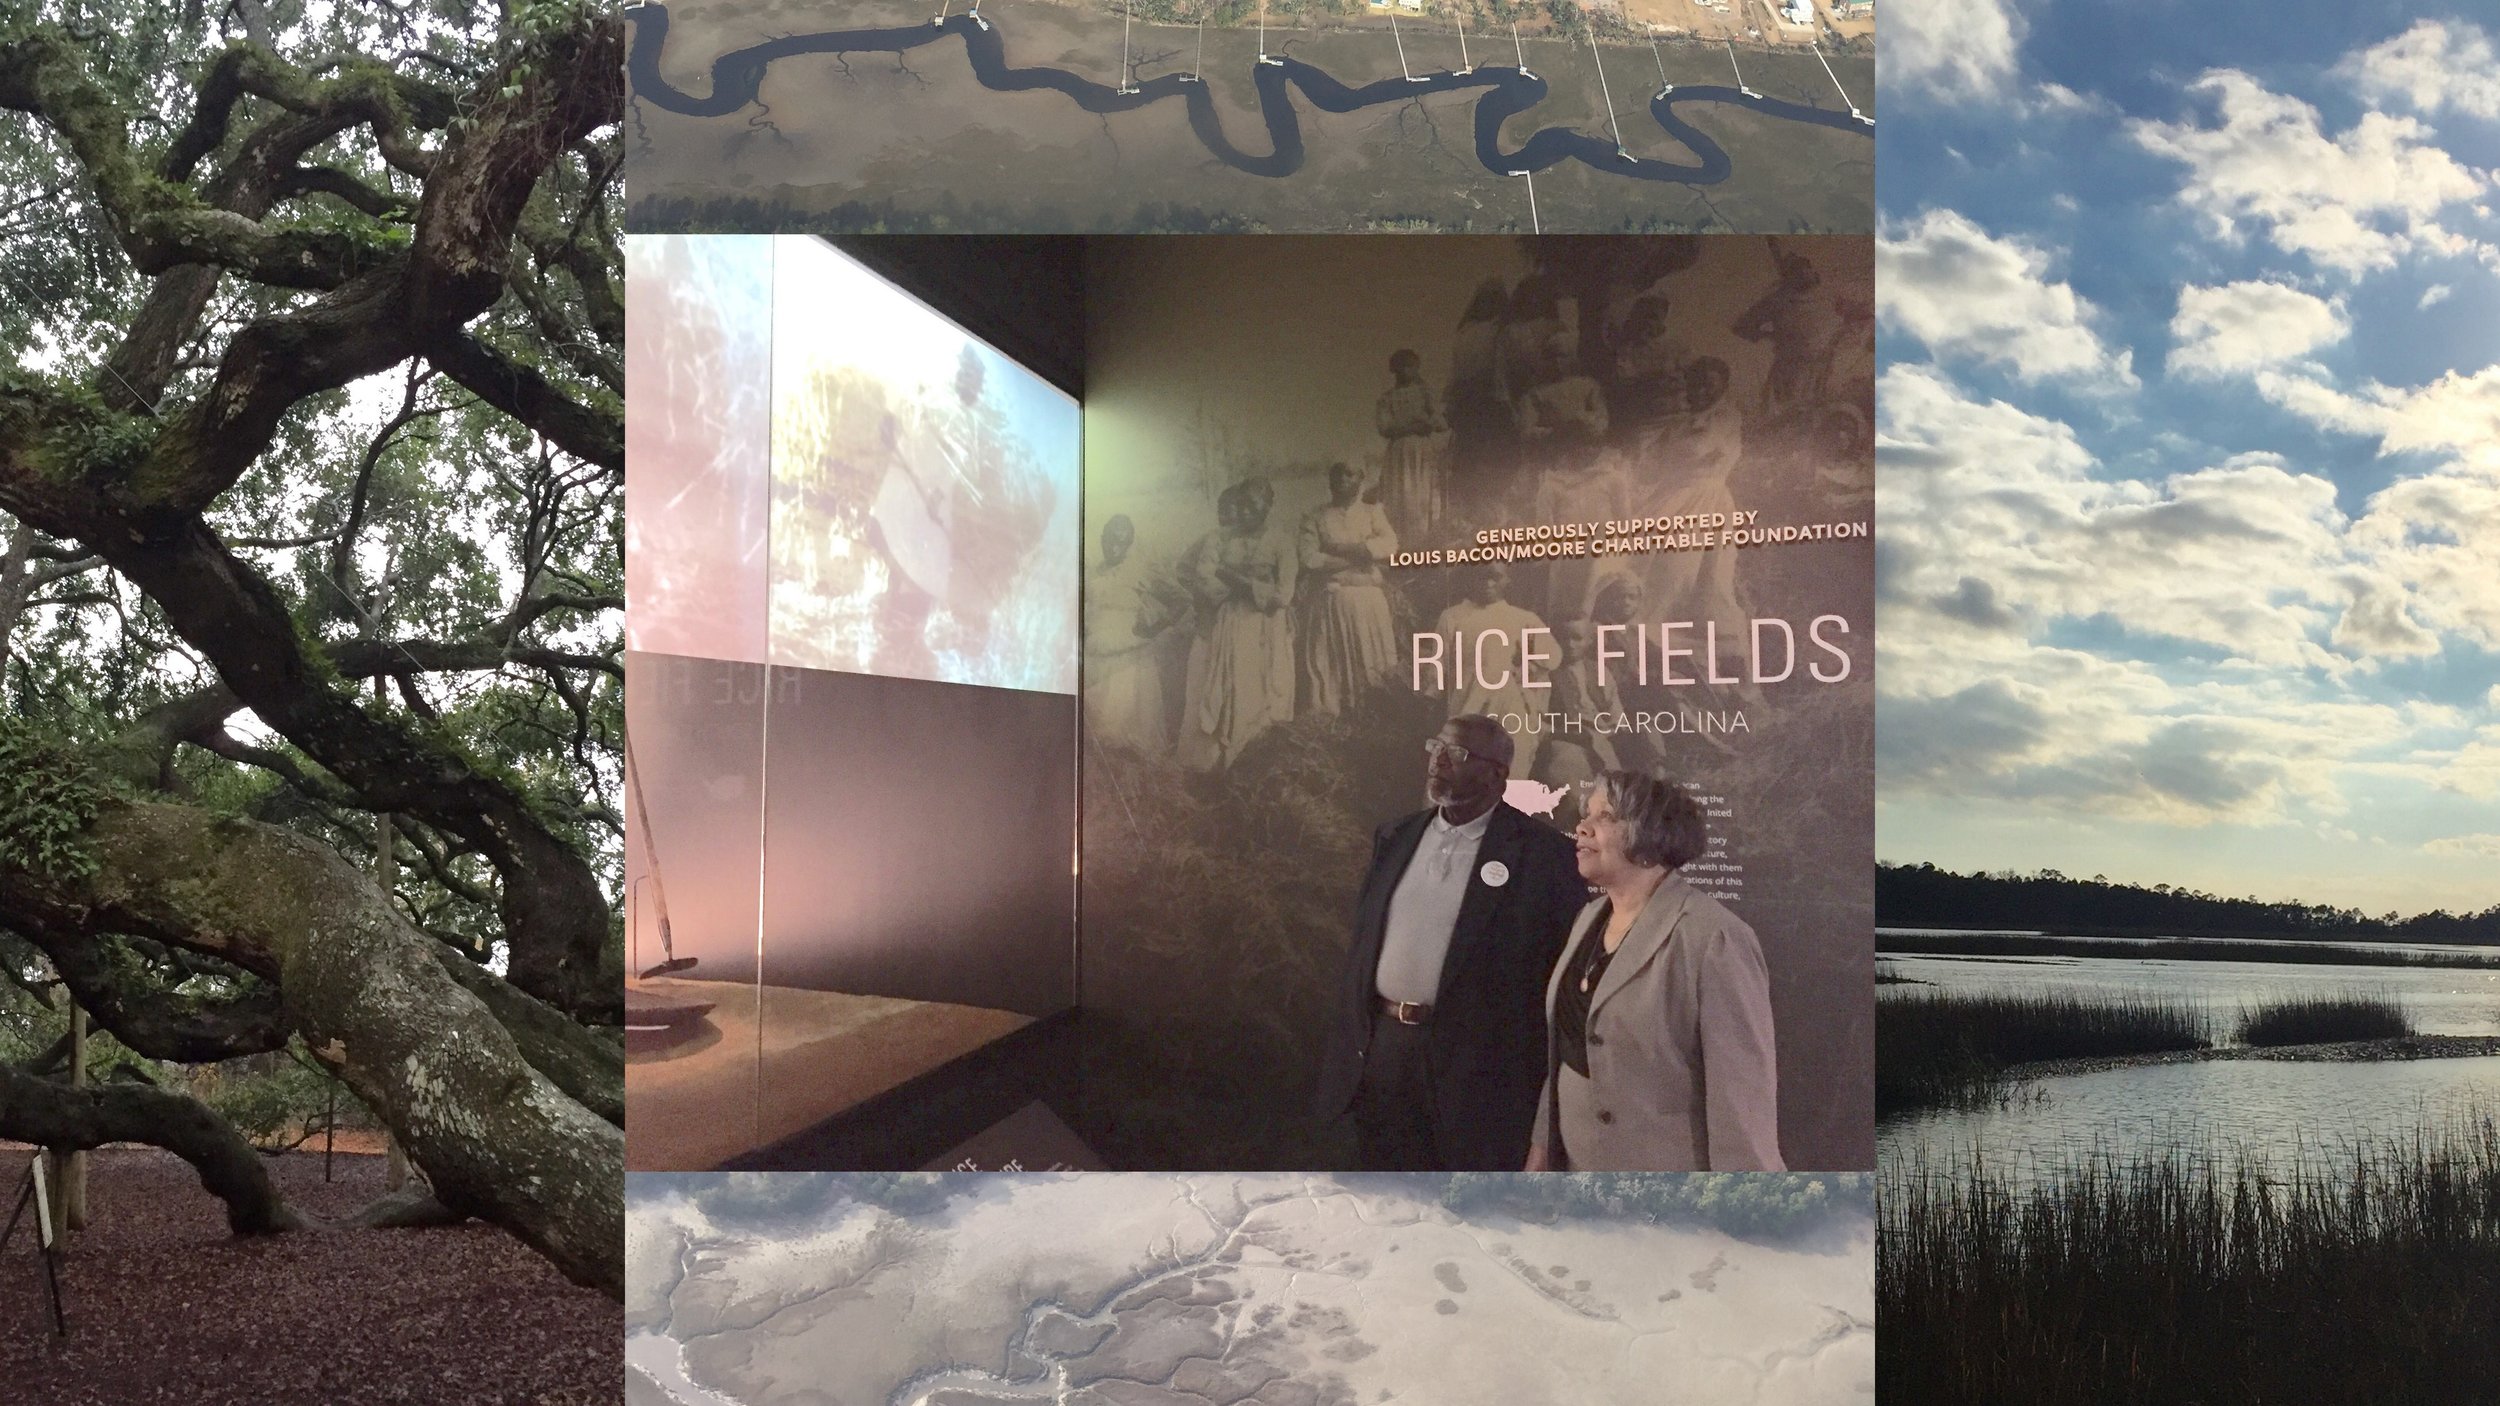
[1480,860,1510,888]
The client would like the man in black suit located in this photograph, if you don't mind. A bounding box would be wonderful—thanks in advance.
[1313,713,1590,1170]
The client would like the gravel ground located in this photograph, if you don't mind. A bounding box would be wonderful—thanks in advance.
[2008,1033,2500,1080]
[0,1146,620,1405]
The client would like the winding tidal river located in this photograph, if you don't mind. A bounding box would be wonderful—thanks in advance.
[624,4,1870,187]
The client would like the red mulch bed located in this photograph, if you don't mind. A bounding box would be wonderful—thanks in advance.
[0,1146,620,1405]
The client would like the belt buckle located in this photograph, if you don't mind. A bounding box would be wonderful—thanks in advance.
[1392,1000,1428,1025]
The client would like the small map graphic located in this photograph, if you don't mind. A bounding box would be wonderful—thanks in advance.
[1505,779,1570,819]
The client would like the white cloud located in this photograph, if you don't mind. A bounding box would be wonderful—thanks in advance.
[1871,365,2497,827]
[2423,833,2500,859]
[2166,281,2349,378]
[2230,360,2500,653]
[2339,20,2500,120]
[2036,83,2104,115]
[2130,70,2488,277]
[2257,363,2500,462]
[2353,459,2500,653]
[1881,0,2024,104]
[1875,637,2415,826]
[2372,366,2500,460]
[1877,367,2354,674]
[2441,729,2500,800]
[1878,210,2138,388]
[2419,284,2454,309]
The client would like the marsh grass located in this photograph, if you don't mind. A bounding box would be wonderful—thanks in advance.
[1878,990,2209,1117]
[2234,992,2414,1047]
[1880,1114,2500,1404]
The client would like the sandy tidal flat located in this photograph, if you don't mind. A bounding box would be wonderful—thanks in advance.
[627,1174,1873,1406]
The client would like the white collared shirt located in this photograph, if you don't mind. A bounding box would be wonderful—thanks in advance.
[1375,805,1497,1005]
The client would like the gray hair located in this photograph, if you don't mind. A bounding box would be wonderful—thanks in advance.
[1596,768,1708,871]
[1447,713,1515,771]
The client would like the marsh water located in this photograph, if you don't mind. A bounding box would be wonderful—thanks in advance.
[627,1329,746,1406]
[1880,936,2500,1187]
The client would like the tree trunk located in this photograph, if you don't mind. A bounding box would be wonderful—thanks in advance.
[0,799,624,1298]
[64,1001,87,1231]
[373,692,410,1197]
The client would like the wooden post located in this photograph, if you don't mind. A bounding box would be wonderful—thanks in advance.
[376,672,412,1194]
[63,1002,86,1231]
[38,1149,67,1244]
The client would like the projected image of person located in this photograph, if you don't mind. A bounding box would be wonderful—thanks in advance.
[1432,563,1549,780]
[1299,463,1399,718]
[1086,514,1176,757]
[862,344,1058,676]
[767,239,1078,694]
[1177,480,1297,773]
[1375,349,1447,542]
[1528,768,1782,1172]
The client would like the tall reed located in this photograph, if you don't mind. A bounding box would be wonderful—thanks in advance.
[1880,1113,2500,1404]
[1878,989,2209,1116]
[2233,992,2413,1046]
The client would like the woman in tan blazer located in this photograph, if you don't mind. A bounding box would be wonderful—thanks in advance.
[1524,768,1783,1171]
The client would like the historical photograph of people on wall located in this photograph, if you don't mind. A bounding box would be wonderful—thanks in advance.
[1078,234,1874,1171]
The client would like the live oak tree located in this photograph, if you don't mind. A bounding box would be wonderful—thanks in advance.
[0,0,624,1296]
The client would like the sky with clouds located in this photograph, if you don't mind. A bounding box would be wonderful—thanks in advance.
[1875,0,2500,914]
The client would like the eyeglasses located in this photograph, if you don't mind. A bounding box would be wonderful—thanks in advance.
[1424,738,1477,766]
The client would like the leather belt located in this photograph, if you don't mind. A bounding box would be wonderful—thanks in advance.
[1376,996,1432,1025]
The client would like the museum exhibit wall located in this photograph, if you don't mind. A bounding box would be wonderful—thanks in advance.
[624,234,1084,1162]
[1076,235,1878,1170]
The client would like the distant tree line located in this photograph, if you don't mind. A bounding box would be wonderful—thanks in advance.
[1879,862,2500,945]
[627,193,1273,235]
[1436,1171,1872,1240]
[1122,0,1258,23]
[627,1171,968,1225]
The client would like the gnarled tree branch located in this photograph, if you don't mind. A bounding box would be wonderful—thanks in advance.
[0,796,623,1296]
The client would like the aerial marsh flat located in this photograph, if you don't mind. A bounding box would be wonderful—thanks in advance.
[626,1172,1874,1406]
